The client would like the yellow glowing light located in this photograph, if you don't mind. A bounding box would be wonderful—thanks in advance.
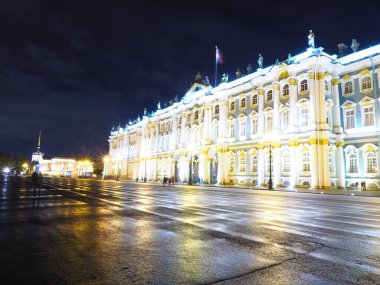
[22,163,28,168]
[103,156,110,163]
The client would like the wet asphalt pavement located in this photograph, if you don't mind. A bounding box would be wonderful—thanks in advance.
[1,177,380,285]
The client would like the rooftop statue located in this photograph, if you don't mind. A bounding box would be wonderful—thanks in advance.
[174,95,178,103]
[287,53,294,64]
[221,73,229,83]
[247,64,253,74]
[308,30,315,48]
[204,76,210,85]
[351,38,360,52]
[275,59,280,65]
[144,107,147,116]
[236,68,241,78]
[157,101,161,110]
[258,54,263,69]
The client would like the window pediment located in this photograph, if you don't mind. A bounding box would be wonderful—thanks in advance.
[341,100,356,109]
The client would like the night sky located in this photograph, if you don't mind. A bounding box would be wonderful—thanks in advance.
[1,0,379,158]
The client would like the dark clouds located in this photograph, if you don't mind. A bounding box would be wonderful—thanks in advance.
[0,0,379,157]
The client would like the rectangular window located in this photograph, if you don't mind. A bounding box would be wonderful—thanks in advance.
[364,106,374,127]
[239,156,246,173]
[229,123,235,138]
[301,108,309,127]
[345,109,355,129]
[240,121,246,137]
[266,114,272,132]
[251,118,258,135]
[229,157,235,173]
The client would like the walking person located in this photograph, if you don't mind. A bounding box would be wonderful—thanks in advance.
[37,172,44,196]
[360,181,364,191]
[31,172,38,197]
[363,181,367,191]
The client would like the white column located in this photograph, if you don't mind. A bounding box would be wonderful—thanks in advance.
[310,139,318,188]
[317,73,328,131]
[171,118,178,149]
[258,88,265,136]
[336,141,345,188]
[288,78,298,132]
[273,83,280,134]
[217,149,226,184]
[179,155,187,182]
[219,101,228,141]
[309,72,317,129]
[203,105,212,144]
[180,113,187,147]
[199,151,207,183]
[289,142,299,187]
[273,146,281,186]
[257,147,265,185]
[332,78,343,134]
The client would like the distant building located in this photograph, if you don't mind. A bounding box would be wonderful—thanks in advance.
[106,34,380,189]
[31,134,93,178]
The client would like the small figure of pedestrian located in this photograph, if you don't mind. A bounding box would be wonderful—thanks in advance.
[37,172,43,196]
[31,172,38,197]
[355,181,359,191]
[360,181,364,191]
[363,181,367,191]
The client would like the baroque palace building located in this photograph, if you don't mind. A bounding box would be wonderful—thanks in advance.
[105,37,380,189]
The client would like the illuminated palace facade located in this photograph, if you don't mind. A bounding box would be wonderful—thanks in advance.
[106,44,380,189]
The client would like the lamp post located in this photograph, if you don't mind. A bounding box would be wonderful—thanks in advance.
[116,160,120,181]
[268,144,273,190]
[144,159,147,182]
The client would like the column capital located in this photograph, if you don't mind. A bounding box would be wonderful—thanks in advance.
[287,77,297,85]
[219,101,228,107]
[272,82,280,90]
[332,78,340,86]
[335,142,345,148]
[257,88,265,95]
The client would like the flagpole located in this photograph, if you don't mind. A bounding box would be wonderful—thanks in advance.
[215,46,217,87]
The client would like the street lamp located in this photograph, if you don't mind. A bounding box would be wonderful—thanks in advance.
[103,156,110,180]
[188,145,194,185]
[268,144,273,190]
[144,159,147,182]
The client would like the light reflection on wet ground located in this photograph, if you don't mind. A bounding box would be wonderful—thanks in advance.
[1,176,380,284]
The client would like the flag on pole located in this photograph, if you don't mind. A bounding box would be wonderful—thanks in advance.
[215,46,223,64]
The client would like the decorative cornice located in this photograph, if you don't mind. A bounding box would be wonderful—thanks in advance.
[309,139,317,145]
[288,140,299,147]
[360,69,370,75]
[342,74,352,80]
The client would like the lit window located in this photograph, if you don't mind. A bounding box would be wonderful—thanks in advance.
[363,106,374,127]
[240,121,246,136]
[229,155,235,173]
[361,77,372,91]
[300,80,308,92]
[280,110,289,130]
[265,113,272,132]
[266,90,273,102]
[252,94,258,105]
[300,108,309,127]
[367,152,378,173]
[251,155,257,173]
[251,117,258,135]
[281,151,290,173]
[344,82,353,95]
[229,122,235,138]
[239,153,246,173]
[348,153,358,173]
[329,152,335,173]
[345,109,355,129]
[240,98,246,108]
[302,152,310,172]
[230,101,235,112]
[214,105,219,115]
[282,84,289,97]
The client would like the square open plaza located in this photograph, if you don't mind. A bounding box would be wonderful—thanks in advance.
[105,37,380,190]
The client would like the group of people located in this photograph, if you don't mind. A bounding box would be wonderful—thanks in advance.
[31,171,44,197]
[355,181,367,191]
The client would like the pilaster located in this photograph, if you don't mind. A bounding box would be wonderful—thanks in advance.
[332,78,343,134]
[288,77,298,132]
[258,88,265,136]
[273,83,280,134]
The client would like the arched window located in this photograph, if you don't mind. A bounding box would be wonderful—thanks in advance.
[251,117,258,135]
[282,84,289,97]
[229,121,235,138]
[266,90,273,102]
[281,150,290,173]
[300,80,308,92]
[265,112,272,132]
[230,101,235,112]
[361,77,372,91]
[251,155,258,173]
[366,152,378,173]
[252,94,258,105]
[240,98,246,108]
[212,123,219,142]
[229,155,235,173]
[302,152,310,172]
[300,107,309,127]
[329,151,335,173]
[363,106,375,127]
[344,81,353,95]
[240,121,246,137]
[239,153,246,173]
[348,153,358,173]
[280,109,289,130]
[214,105,219,115]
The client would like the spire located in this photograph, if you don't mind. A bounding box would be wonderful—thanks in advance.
[37,131,41,151]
